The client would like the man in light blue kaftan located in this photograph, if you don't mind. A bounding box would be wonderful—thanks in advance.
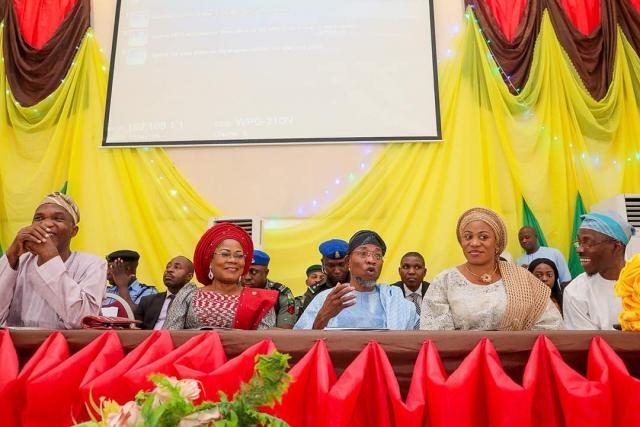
[294,230,418,330]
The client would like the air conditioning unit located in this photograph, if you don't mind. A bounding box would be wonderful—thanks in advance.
[207,216,263,247]
[591,194,640,259]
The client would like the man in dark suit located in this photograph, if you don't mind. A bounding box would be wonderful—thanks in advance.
[135,256,194,330]
[391,252,429,315]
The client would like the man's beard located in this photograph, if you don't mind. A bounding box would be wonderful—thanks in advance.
[354,276,377,289]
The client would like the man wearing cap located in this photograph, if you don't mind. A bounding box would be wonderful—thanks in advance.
[300,239,350,311]
[563,211,636,330]
[305,264,325,287]
[0,192,106,328]
[295,265,325,309]
[135,256,194,330]
[105,249,157,308]
[243,249,299,328]
[294,230,418,330]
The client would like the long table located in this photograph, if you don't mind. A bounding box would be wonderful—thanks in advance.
[9,329,640,395]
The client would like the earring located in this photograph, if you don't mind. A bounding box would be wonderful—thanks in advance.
[208,268,214,280]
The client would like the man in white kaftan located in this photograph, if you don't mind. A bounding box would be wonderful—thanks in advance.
[564,211,636,330]
[0,193,106,329]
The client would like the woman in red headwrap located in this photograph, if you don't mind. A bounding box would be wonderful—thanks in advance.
[163,223,278,329]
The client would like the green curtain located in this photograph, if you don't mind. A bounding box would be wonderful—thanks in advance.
[568,193,587,277]
[522,198,548,247]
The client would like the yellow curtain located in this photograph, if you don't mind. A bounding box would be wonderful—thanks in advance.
[264,11,640,293]
[0,27,220,286]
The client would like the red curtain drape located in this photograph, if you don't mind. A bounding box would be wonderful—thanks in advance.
[23,331,123,426]
[482,0,613,39]
[2,331,640,427]
[0,330,18,426]
[12,0,77,49]
[273,340,337,427]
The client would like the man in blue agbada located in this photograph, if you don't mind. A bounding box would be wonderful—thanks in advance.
[294,230,418,330]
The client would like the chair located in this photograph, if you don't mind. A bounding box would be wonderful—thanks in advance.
[101,293,135,319]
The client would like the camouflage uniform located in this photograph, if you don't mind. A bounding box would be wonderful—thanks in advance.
[300,272,350,312]
[265,280,299,327]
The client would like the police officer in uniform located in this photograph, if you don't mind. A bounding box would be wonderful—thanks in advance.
[300,239,350,311]
[104,249,157,309]
[243,250,299,328]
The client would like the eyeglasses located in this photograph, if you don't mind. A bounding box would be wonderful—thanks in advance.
[213,251,245,260]
[573,238,616,250]
[353,250,383,261]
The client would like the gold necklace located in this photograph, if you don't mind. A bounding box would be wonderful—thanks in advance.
[464,263,498,284]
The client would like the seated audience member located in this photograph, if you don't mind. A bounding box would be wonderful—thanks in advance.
[296,264,325,311]
[421,207,563,331]
[391,252,430,315]
[528,258,563,312]
[563,212,636,330]
[163,223,278,330]
[0,192,106,328]
[243,250,299,329]
[105,250,157,307]
[301,239,350,310]
[305,264,325,287]
[517,226,571,286]
[295,230,418,330]
[135,256,194,330]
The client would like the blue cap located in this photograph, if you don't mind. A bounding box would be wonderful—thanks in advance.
[319,239,348,259]
[252,250,270,266]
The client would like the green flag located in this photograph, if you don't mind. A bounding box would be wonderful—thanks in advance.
[522,198,548,247]
[568,193,587,277]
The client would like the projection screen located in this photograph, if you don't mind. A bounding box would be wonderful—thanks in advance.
[103,0,441,146]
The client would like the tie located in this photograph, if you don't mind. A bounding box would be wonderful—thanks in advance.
[166,294,175,312]
[409,293,421,316]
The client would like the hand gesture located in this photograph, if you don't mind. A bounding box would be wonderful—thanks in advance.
[110,258,135,290]
[6,224,57,268]
[312,282,356,329]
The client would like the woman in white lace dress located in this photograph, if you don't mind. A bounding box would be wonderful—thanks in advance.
[420,207,564,331]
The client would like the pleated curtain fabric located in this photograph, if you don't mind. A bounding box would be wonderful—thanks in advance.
[0,331,639,426]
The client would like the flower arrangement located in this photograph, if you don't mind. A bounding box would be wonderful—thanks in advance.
[615,254,640,331]
[75,351,291,427]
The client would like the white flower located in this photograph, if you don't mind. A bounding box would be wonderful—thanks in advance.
[152,376,180,407]
[151,377,201,407]
[177,408,222,427]
[176,379,201,402]
[106,401,143,427]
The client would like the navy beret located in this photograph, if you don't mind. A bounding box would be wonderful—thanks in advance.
[319,239,348,259]
[251,249,270,266]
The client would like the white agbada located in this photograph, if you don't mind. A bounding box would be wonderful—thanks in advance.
[0,252,106,329]
[563,272,622,330]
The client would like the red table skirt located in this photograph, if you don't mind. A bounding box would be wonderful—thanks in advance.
[2,329,640,426]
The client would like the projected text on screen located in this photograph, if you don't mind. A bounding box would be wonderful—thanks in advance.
[103,0,441,146]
